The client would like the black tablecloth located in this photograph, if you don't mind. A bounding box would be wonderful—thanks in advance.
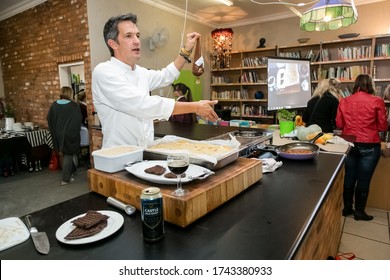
[0,130,52,172]
[0,152,345,260]
[0,135,31,170]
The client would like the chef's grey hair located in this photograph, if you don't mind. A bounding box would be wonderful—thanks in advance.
[103,13,138,56]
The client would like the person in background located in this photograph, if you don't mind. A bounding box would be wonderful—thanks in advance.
[47,86,82,186]
[303,78,341,133]
[383,84,390,101]
[336,74,388,221]
[76,89,88,127]
[92,13,219,148]
[384,84,390,129]
[169,83,196,124]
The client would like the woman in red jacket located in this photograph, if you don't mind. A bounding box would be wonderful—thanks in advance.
[336,74,388,221]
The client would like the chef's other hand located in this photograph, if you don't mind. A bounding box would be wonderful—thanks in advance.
[196,100,219,122]
[184,32,201,52]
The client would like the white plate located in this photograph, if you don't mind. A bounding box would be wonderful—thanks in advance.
[0,217,30,252]
[55,210,124,245]
[125,160,212,185]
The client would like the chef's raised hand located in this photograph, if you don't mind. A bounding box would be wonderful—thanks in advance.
[174,32,201,70]
[196,100,219,122]
[184,32,201,53]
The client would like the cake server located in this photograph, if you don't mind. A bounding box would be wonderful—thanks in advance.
[25,215,50,255]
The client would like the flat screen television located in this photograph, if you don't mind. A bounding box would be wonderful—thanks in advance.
[267,57,311,111]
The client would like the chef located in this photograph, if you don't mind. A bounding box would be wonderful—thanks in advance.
[92,13,219,148]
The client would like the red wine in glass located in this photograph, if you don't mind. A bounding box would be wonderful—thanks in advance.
[167,153,190,196]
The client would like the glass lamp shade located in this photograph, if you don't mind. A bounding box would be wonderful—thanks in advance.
[211,28,233,68]
[211,28,234,53]
[300,0,358,31]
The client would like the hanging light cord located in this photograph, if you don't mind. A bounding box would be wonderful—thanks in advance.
[250,0,319,6]
[180,0,189,51]
[166,0,189,98]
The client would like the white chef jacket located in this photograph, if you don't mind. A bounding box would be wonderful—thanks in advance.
[92,57,177,148]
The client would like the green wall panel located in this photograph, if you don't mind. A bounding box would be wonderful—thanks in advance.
[173,70,203,101]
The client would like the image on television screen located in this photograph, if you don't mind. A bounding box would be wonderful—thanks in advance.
[267,57,311,111]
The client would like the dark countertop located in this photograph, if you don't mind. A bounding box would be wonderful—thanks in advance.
[0,152,345,260]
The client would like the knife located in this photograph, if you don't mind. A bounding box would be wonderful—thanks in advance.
[25,215,50,254]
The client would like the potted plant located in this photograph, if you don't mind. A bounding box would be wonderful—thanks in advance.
[277,108,296,122]
[277,108,296,136]
[4,103,15,131]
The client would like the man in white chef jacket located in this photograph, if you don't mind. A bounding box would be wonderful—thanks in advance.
[92,13,218,148]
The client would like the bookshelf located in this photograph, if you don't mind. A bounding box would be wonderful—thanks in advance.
[211,47,276,123]
[211,34,390,123]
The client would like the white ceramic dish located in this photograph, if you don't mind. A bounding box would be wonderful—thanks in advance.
[92,145,144,173]
[55,210,124,245]
[0,217,30,252]
[125,160,213,185]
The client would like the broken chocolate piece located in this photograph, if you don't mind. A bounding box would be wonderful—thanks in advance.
[144,165,166,175]
[71,210,109,229]
[164,172,186,179]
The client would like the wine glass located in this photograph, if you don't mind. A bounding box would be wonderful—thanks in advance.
[167,153,190,197]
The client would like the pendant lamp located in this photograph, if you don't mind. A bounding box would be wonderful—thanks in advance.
[300,0,358,31]
[211,28,234,68]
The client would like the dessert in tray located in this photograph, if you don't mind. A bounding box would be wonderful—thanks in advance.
[145,135,241,170]
[149,139,234,156]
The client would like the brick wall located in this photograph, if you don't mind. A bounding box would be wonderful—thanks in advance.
[0,0,91,129]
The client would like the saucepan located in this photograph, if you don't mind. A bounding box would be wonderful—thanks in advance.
[254,132,323,160]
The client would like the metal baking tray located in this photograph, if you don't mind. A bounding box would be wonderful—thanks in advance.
[143,149,238,170]
[144,136,240,170]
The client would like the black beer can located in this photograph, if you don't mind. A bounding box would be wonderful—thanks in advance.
[141,187,164,242]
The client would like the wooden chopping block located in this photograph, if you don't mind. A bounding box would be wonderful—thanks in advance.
[88,157,262,227]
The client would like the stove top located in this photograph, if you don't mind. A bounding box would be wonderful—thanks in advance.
[233,130,264,137]
[209,130,272,157]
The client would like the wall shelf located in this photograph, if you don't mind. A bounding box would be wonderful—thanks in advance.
[211,34,390,123]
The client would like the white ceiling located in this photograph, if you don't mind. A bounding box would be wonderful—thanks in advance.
[143,0,385,28]
[0,0,47,21]
[0,0,386,27]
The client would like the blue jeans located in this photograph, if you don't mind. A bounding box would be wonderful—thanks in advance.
[344,144,381,194]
